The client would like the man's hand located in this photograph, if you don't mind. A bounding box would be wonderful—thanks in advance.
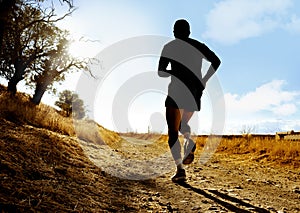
[158,70,171,78]
[202,65,217,86]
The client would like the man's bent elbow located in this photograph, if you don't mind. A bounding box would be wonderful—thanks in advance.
[212,58,221,71]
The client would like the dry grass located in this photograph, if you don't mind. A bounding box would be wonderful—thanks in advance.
[0,88,74,135]
[0,85,121,146]
[195,135,300,168]
[124,131,300,168]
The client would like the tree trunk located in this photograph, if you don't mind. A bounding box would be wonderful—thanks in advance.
[31,83,47,105]
[7,78,18,95]
[7,60,26,94]
[31,71,58,105]
[7,75,23,95]
[7,74,24,94]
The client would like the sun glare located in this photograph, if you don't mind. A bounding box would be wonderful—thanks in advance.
[68,39,99,58]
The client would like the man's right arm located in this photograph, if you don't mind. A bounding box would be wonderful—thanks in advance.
[158,56,171,77]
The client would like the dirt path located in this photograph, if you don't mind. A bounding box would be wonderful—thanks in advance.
[81,136,300,212]
[1,120,299,212]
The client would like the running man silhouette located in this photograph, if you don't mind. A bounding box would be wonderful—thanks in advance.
[158,19,221,182]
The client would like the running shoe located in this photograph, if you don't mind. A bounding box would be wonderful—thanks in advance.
[171,169,186,182]
[183,139,196,165]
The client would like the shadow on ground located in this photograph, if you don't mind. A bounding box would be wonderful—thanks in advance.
[177,181,270,213]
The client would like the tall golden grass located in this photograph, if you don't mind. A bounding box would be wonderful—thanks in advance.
[0,85,121,145]
[121,132,300,167]
[194,135,300,167]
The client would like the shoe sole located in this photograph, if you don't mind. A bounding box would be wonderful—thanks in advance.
[172,177,186,183]
[183,153,194,165]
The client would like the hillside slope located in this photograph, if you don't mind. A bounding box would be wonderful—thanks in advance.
[0,117,144,212]
[0,87,142,212]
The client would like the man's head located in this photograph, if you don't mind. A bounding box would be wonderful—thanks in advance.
[173,19,190,39]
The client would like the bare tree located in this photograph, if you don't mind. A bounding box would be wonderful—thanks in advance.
[240,124,256,135]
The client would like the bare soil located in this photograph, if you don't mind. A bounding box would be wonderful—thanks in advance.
[1,118,300,212]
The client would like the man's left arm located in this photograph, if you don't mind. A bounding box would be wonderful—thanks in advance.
[201,44,221,85]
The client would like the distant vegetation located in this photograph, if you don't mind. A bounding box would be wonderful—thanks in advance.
[55,90,86,119]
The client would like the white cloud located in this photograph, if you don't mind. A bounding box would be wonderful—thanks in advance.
[285,15,300,34]
[225,80,300,117]
[203,0,294,44]
[223,79,300,133]
[272,103,297,116]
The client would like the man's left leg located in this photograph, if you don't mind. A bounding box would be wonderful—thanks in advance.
[166,107,186,182]
[180,110,196,164]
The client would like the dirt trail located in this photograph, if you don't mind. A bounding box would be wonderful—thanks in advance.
[81,136,300,212]
[1,121,300,212]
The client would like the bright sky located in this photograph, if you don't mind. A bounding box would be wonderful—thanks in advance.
[15,0,300,134]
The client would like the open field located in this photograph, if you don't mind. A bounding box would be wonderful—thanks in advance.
[121,132,300,169]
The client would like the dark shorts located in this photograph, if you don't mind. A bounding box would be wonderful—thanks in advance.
[165,91,202,111]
